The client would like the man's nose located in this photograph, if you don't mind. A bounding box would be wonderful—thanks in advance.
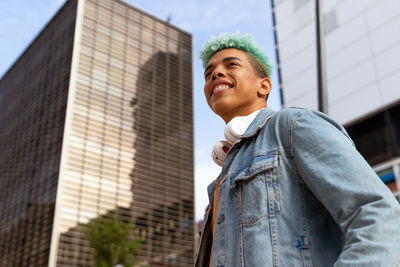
[212,67,225,81]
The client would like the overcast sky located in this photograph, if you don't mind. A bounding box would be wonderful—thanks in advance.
[0,0,282,221]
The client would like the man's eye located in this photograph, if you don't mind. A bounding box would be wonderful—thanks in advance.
[228,62,238,67]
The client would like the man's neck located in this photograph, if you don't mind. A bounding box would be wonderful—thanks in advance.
[222,103,266,124]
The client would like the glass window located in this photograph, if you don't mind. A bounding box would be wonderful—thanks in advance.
[127,9,141,23]
[155,21,167,34]
[97,6,112,22]
[142,27,154,45]
[346,104,400,165]
[142,16,154,29]
[112,14,126,33]
[84,1,97,19]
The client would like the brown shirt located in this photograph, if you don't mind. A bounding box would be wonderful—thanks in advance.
[209,178,221,267]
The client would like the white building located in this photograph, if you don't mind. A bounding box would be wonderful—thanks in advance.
[271,0,400,199]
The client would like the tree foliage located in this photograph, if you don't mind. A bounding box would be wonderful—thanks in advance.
[85,214,142,267]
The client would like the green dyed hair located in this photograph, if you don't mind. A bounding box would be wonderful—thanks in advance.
[199,32,273,78]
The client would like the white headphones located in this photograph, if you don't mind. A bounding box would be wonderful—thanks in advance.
[212,109,261,166]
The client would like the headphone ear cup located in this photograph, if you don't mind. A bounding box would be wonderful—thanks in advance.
[224,121,241,145]
[224,110,261,144]
[212,141,231,166]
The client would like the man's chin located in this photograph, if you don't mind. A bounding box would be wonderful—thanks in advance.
[211,104,230,115]
[212,106,237,123]
[210,98,234,111]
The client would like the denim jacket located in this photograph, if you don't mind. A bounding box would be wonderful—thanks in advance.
[195,107,400,267]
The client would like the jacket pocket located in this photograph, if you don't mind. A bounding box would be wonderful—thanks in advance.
[232,155,281,225]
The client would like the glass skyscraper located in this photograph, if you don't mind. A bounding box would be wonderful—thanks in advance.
[0,0,194,266]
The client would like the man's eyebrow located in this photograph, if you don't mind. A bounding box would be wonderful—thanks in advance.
[204,57,242,75]
[222,56,241,63]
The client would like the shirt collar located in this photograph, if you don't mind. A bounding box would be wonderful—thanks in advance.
[241,107,277,139]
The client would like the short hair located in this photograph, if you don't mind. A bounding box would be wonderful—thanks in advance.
[246,53,269,78]
[199,32,273,78]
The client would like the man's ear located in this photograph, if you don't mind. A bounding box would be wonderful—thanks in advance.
[257,78,272,99]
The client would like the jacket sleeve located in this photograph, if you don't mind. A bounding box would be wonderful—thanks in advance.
[291,109,400,266]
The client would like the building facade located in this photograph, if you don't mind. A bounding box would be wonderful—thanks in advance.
[0,0,194,266]
[271,0,400,199]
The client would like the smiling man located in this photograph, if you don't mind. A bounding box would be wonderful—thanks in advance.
[195,32,400,267]
[203,48,270,123]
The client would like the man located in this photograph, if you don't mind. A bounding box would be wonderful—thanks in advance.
[195,32,400,267]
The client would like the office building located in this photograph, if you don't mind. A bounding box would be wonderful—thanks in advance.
[271,0,400,200]
[0,0,194,266]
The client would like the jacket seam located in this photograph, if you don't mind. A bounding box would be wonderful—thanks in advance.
[288,109,306,153]
[290,109,313,266]
[236,183,244,267]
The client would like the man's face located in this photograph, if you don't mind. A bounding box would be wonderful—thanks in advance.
[203,48,270,123]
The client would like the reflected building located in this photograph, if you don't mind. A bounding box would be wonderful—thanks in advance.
[271,0,400,200]
[0,0,194,266]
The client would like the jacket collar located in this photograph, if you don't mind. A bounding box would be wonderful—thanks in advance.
[241,107,277,139]
[207,107,277,199]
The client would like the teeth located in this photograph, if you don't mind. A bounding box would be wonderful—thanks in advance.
[214,84,230,93]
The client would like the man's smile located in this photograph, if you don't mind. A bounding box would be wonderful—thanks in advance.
[211,81,233,96]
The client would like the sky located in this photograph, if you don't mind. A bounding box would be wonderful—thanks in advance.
[0,0,282,221]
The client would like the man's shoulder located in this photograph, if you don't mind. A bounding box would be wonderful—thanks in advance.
[252,107,344,138]
[264,107,308,127]
[251,107,308,138]
[269,107,338,127]
[262,107,346,137]
[271,107,353,145]
[272,107,306,118]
